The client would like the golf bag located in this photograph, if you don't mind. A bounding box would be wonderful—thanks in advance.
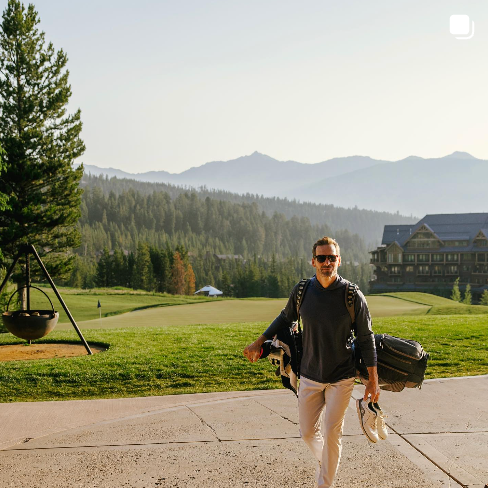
[355,333,429,392]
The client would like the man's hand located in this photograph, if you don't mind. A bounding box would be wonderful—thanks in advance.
[363,366,380,403]
[243,335,266,363]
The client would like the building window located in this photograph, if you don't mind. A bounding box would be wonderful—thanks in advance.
[432,265,443,275]
[404,254,415,262]
[406,266,414,273]
[446,240,468,247]
[389,266,401,275]
[388,277,403,283]
[432,254,444,262]
[476,239,488,247]
[446,265,458,275]
[417,265,430,275]
[407,239,440,249]
[417,254,429,263]
[462,265,471,272]
[446,254,459,262]
[477,254,486,263]
[388,252,402,263]
[461,253,475,262]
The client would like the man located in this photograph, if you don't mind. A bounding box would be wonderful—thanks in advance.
[243,236,379,488]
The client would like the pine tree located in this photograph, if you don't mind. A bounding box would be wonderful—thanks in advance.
[462,283,472,305]
[264,253,278,298]
[0,1,84,277]
[220,270,233,297]
[171,251,186,295]
[450,278,461,302]
[95,247,112,287]
[480,289,488,306]
[133,242,154,291]
[185,262,196,295]
[0,145,8,213]
[112,248,127,287]
[0,144,9,261]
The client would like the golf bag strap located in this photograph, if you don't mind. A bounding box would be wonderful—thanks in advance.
[296,278,310,326]
[345,281,358,325]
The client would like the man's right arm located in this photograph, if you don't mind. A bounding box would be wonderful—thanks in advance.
[243,285,299,363]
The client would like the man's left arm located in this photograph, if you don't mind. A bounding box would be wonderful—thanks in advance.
[354,289,380,403]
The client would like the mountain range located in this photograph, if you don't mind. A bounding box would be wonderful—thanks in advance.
[83,151,487,217]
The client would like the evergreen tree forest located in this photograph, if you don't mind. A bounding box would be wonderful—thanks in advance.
[81,173,417,246]
[67,179,375,296]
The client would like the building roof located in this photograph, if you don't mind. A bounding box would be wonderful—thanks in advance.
[380,213,488,252]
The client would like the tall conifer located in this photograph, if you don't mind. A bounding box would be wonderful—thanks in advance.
[0,0,84,276]
[451,277,461,302]
[171,252,186,295]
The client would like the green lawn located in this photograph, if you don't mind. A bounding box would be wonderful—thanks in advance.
[17,285,214,324]
[372,292,488,315]
[66,298,289,330]
[1,290,487,402]
[55,294,433,331]
[0,313,487,402]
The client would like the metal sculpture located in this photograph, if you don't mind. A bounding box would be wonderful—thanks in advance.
[0,244,92,354]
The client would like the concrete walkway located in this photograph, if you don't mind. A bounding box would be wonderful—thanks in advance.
[0,376,487,488]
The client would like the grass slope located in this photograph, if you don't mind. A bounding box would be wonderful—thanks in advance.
[1,313,487,402]
[374,292,488,315]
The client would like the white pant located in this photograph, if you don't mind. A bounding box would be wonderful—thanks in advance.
[298,375,355,488]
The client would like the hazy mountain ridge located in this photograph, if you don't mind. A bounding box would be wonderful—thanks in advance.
[299,155,488,216]
[83,151,486,216]
[83,152,387,195]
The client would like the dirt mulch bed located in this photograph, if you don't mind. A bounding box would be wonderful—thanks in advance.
[0,343,106,361]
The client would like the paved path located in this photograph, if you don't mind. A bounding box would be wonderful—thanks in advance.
[0,376,487,488]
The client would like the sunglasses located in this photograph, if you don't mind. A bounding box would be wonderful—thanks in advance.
[314,254,338,263]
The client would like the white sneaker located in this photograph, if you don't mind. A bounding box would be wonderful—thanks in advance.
[356,399,379,443]
[373,402,388,440]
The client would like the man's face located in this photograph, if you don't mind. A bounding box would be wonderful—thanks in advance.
[312,244,341,279]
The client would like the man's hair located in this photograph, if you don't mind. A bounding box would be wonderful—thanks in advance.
[312,236,340,257]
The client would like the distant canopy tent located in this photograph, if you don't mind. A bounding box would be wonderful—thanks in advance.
[194,285,223,297]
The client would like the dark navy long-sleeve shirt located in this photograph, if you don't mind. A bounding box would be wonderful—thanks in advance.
[263,275,376,384]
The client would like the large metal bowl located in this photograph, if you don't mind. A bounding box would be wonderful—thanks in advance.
[2,285,59,340]
[2,310,59,340]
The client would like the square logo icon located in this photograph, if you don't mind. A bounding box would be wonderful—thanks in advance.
[450,15,470,35]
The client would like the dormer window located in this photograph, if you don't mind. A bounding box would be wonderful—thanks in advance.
[405,225,441,249]
[474,230,488,247]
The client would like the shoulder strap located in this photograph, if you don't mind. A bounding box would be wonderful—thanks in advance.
[345,281,358,324]
[296,278,310,317]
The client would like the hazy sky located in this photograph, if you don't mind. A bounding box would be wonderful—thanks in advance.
[24,0,488,173]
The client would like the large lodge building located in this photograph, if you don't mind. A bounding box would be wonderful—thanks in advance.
[370,213,488,299]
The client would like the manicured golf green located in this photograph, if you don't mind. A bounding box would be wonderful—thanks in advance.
[53,294,430,331]
[19,285,213,324]
[13,287,484,333]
